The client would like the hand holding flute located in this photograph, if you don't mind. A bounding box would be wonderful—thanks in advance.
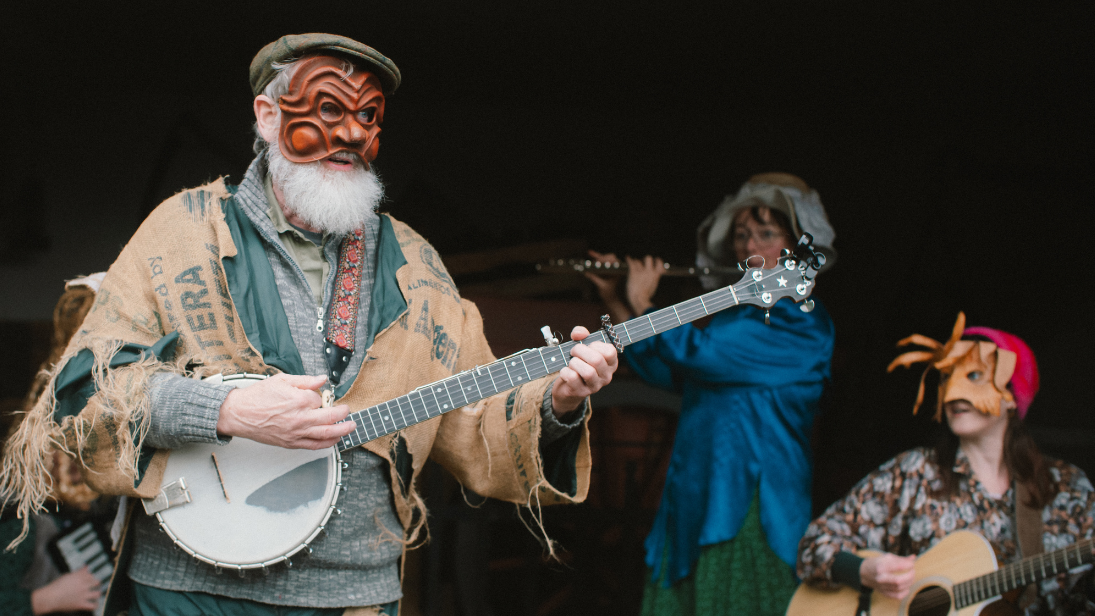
[584,250,664,322]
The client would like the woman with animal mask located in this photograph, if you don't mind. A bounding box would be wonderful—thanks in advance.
[795,314,1095,615]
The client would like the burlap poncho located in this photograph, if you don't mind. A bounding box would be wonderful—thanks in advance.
[3,179,591,557]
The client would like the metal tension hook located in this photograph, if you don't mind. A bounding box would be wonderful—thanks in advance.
[600,315,624,353]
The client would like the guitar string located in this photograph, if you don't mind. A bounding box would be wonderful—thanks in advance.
[978,539,1094,598]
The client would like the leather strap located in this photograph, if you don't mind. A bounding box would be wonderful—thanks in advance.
[1015,481,1044,608]
[1016,481,1044,559]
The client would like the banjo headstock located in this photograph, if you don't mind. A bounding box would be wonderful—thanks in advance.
[732,233,824,312]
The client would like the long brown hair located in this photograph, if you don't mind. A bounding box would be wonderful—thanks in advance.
[934,408,1056,508]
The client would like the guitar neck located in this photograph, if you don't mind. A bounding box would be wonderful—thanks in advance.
[336,270,797,451]
[953,537,1095,608]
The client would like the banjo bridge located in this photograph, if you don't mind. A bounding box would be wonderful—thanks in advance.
[142,478,192,514]
[210,453,231,503]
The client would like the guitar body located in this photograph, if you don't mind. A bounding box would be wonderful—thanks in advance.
[150,374,343,571]
[786,530,1018,616]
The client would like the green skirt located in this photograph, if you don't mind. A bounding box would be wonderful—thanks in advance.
[641,494,798,616]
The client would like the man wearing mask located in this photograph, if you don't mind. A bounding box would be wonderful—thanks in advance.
[3,33,617,616]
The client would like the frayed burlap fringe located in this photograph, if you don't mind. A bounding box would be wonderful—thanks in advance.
[477,411,494,482]
[389,407,561,559]
[386,434,431,551]
[1,404,58,550]
[478,402,560,560]
[1,339,182,551]
[512,485,560,561]
[516,449,560,561]
[456,416,494,510]
[374,443,431,552]
[402,487,431,550]
[515,402,561,560]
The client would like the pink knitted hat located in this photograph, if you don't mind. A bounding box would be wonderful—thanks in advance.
[963,326,1040,419]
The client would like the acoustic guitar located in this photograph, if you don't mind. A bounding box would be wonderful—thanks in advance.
[142,236,826,574]
[786,530,1095,616]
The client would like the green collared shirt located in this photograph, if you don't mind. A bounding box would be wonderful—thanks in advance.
[263,174,330,306]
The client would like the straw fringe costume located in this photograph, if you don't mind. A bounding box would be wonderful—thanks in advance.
[2,163,591,613]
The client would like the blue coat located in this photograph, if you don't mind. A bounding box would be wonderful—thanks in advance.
[631,298,834,584]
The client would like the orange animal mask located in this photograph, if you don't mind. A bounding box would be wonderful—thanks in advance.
[277,55,386,165]
[887,312,1017,421]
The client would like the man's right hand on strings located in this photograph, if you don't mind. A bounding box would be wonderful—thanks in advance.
[216,374,356,450]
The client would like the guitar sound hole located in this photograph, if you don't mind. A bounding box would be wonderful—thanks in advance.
[908,585,952,616]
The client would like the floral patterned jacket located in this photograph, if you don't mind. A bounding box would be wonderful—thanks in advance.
[797,447,1095,614]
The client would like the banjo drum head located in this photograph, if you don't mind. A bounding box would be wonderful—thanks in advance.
[154,374,342,568]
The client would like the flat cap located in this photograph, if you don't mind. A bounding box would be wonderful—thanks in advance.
[250,33,401,97]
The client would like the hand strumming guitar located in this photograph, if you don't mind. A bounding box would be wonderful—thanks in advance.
[860,552,917,599]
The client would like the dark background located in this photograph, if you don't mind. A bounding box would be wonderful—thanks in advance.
[1,2,1093,614]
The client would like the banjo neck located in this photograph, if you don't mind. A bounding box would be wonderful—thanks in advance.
[337,236,823,450]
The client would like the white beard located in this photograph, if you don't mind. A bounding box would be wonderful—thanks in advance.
[265,141,384,236]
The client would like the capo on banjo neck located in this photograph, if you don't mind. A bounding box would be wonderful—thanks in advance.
[600,315,623,353]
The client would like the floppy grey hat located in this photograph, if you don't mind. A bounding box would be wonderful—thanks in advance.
[696,172,837,289]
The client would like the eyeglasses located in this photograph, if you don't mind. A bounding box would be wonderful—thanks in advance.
[731,228,789,247]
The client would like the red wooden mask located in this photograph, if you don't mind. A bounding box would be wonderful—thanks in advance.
[277,55,386,165]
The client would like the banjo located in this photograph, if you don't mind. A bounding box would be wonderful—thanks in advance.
[143,236,826,573]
